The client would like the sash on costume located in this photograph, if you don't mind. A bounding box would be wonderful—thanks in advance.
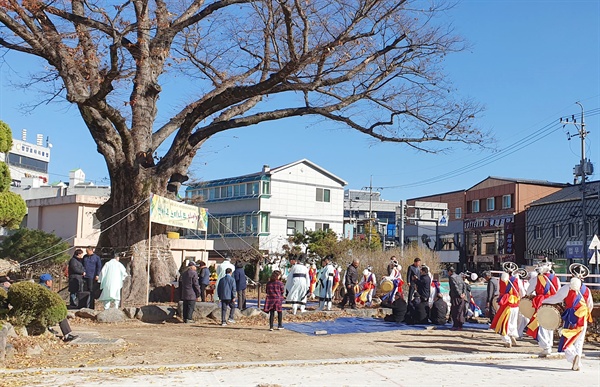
[558,284,593,352]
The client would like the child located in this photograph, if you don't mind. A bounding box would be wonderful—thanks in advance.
[264,270,285,331]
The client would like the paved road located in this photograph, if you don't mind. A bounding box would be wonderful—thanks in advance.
[2,352,599,386]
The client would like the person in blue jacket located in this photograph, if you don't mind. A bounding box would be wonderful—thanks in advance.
[217,268,236,326]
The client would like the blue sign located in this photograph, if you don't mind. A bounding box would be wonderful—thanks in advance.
[565,242,594,259]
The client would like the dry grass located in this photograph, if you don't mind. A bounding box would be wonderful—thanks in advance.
[348,245,442,284]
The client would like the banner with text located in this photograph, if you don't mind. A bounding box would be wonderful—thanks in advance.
[149,193,207,231]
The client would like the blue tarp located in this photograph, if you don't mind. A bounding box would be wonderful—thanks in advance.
[285,317,489,336]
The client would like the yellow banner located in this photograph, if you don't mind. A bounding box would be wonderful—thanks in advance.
[149,193,207,231]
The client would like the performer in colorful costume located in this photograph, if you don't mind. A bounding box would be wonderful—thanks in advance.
[308,263,318,300]
[526,259,561,356]
[332,264,342,301]
[285,256,310,315]
[517,270,535,338]
[381,262,404,303]
[542,264,593,371]
[356,267,376,306]
[490,262,525,348]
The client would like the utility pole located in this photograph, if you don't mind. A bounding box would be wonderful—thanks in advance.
[563,102,592,268]
[362,176,383,249]
[398,200,406,259]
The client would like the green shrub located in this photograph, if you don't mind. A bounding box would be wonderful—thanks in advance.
[591,289,600,303]
[7,281,66,332]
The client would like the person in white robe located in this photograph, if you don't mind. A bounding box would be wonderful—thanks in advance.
[317,257,335,311]
[285,257,310,314]
[98,253,128,309]
[215,257,235,302]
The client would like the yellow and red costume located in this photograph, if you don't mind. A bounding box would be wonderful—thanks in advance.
[558,283,593,352]
[308,265,317,298]
[490,274,521,336]
[526,272,560,339]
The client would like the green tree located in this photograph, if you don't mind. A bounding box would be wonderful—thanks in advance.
[0,1,486,303]
[0,121,12,154]
[0,228,71,271]
[0,120,26,229]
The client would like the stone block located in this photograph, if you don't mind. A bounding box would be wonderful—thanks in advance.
[139,305,176,323]
[208,306,244,322]
[194,302,219,318]
[75,308,98,319]
[122,307,138,319]
[96,308,127,323]
[1,322,16,338]
[240,307,267,318]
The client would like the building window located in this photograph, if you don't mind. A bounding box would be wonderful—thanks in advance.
[534,226,542,239]
[262,180,270,195]
[472,200,480,213]
[487,197,495,211]
[552,224,561,238]
[502,195,511,209]
[568,223,576,238]
[315,223,330,231]
[586,220,593,236]
[287,220,305,235]
[455,207,462,220]
[247,182,259,195]
[260,212,270,233]
[316,188,331,202]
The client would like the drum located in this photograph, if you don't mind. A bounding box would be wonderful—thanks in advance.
[380,278,394,293]
[519,296,535,319]
[537,304,564,331]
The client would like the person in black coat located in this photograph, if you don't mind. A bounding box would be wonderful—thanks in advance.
[180,261,202,323]
[416,266,431,301]
[197,261,211,302]
[340,259,360,310]
[233,261,247,310]
[406,295,430,325]
[68,249,85,307]
[383,293,407,323]
[406,258,421,302]
[429,293,449,325]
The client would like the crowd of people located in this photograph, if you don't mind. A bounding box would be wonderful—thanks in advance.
[3,248,592,373]
[66,247,128,310]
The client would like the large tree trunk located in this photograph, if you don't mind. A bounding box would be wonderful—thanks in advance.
[96,163,180,305]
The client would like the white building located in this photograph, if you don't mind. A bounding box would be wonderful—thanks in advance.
[11,168,213,267]
[0,129,51,186]
[185,159,347,256]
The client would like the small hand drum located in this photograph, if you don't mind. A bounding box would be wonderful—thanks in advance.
[537,304,564,331]
[380,278,394,293]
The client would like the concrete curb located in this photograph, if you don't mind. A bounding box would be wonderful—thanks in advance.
[2,351,591,376]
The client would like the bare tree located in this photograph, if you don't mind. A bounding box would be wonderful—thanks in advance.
[0,0,486,304]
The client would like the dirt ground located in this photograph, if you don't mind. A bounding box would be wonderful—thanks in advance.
[5,307,598,373]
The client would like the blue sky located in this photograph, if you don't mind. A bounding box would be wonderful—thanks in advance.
[0,0,598,202]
